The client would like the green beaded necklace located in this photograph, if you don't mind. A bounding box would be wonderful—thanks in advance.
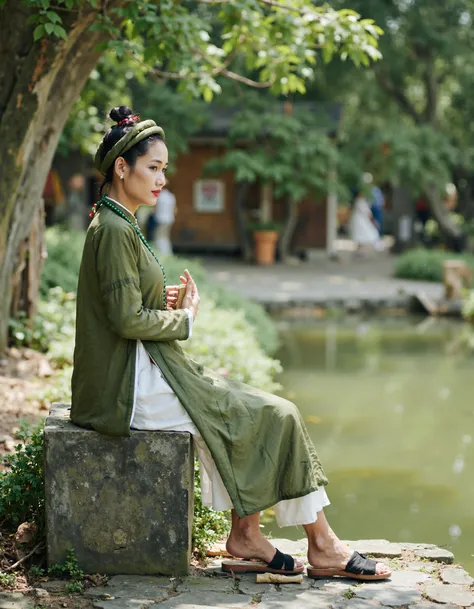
[95,195,167,309]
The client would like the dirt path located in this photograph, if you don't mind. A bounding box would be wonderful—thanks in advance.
[0,347,52,457]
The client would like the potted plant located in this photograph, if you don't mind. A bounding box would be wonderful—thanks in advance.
[248,220,282,265]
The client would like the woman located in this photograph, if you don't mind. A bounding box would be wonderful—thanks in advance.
[71,106,391,581]
[350,191,381,253]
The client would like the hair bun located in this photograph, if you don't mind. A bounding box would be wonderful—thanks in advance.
[109,106,134,124]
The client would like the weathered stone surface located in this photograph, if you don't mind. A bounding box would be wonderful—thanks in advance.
[93,594,168,609]
[345,540,403,558]
[233,572,280,595]
[258,590,340,609]
[355,586,422,606]
[316,579,358,593]
[45,404,194,576]
[271,538,307,556]
[84,574,174,599]
[32,589,49,599]
[406,562,436,573]
[331,599,382,609]
[156,591,252,608]
[0,593,33,609]
[424,584,474,607]
[440,568,474,586]
[383,570,432,587]
[176,575,236,594]
[408,604,458,609]
[39,579,68,592]
[400,543,437,550]
[414,548,454,564]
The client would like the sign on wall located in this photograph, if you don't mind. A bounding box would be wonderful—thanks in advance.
[193,180,225,213]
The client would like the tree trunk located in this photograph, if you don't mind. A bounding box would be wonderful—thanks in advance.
[278,198,299,262]
[0,1,123,352]
[10,199,45,323]
[425,185,462,244]
[234,182,253,261]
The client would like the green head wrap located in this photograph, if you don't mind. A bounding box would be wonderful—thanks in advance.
[94,119,166,175]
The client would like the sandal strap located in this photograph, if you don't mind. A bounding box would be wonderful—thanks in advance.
[267,548,295,572]
[345,551,377,576]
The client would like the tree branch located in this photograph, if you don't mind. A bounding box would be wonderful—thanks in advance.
[4,542,44,572]
[196,0,312,16]
[375,71,422,124]
[424,56,438,125]
[125,47,276,88]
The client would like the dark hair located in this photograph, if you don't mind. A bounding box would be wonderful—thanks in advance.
[98,106,164,195]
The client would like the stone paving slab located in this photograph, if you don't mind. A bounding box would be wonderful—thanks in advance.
[15,539,474,609]
[355,586,423,606]
[0,593,33,609]
[378,570,433,587]
[155,591,253,608]
[414,548,454,563]
[266,538,307,556]
[200,256,444,309]
[258,589,340,609]
[408,604,459,609]
[424,584,474,607]
[440,568,474,586]
[346,540,403,558]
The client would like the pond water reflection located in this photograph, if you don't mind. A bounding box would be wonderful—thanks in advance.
[264,317,474,575]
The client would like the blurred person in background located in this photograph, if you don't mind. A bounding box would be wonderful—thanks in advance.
[154,186,176,255]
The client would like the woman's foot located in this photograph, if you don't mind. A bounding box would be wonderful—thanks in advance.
[226,522,305,570]
[307,530,390,577]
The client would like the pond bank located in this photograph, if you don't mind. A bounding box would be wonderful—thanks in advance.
[200,253,445,315]
[5,538,473,608]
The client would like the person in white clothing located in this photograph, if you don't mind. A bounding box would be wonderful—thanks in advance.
[154,187,176,255]
[350,192,382,254]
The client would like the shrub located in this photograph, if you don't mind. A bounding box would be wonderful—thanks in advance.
[193,461,230,558]
[162,254,279,355]
[0,423,45,534]
[186,299,282,393]
[9,288,76,360]
[48,548,85,594]
[394,248,474,283]
[40,228,85,297]
[462,290,474,321]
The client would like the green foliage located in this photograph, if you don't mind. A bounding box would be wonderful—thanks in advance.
[13,0,382,102]
[461,290,474,322]
[146,254,279,355]
[193,461,230,558]
[9,287,76,365]
[0,573,16,588]
[206,96,339,201]
[49,549,84,594]
[314,0,474,215]
[40,228,85,297]
[394,248,474,283]
[0,423,45,533]
[29,566,45,578]
[186,299,282,392]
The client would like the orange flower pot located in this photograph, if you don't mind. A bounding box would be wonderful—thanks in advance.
[253,230,279,265]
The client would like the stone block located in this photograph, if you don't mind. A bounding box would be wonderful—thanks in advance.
[45,404,194,576]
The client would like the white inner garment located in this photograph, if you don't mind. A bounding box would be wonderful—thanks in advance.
[130,340,330,526]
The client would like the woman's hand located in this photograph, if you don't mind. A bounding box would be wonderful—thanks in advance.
[180,269,200,320]
[166,285,180,310]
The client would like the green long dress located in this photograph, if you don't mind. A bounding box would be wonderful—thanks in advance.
[71,204,328,518]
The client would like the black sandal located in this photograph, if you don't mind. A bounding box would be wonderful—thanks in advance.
[307,551,391,581]
[222,548,304,575]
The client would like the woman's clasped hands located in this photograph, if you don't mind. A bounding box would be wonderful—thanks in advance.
[165,269,200,320]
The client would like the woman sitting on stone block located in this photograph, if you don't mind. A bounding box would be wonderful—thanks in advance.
[71,105,391,582]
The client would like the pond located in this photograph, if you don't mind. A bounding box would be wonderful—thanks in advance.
[262,316,474,575]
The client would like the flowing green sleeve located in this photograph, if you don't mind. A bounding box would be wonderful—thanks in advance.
[93,222,190,342]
